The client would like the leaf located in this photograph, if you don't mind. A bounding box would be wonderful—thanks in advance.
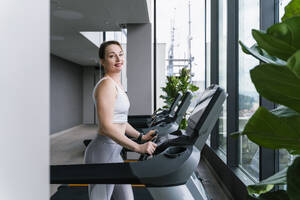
[189,84,199,92]
[287,157,300,200]
[287,50,300,78]
[239,41,287,65]
[272,105,300,117]
[259,190,290,200]
[250,63,300,113]
[230,131,242,139]
[159,67,198,129]
[242,106,300,152]
[247,168,287,195]
[259,168,287,185]
[288,149,300,155]
[248,196,260,200]
[267,17,300,50]
[252,29,297,61]
[282,0,300,21]
[248,185,274,195]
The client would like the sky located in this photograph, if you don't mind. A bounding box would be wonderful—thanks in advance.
[156,0,205,81]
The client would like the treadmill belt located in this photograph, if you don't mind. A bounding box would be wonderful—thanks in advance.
[51,186,88,200]
[51,185,154,200]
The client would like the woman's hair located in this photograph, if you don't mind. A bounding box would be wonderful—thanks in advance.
[98,40,122,60]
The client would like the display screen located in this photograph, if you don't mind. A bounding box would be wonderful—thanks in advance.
[187,89,216,130]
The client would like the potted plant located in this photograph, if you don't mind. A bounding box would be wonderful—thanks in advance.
[160,68,199,129]
[234,0,300,199]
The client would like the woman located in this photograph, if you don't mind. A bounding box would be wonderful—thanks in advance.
[84,40,157,200]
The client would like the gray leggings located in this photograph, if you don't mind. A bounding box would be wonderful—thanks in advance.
[84,134,134,200]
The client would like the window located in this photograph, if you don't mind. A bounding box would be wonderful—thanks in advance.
[205,0,211,88]
[156,0,205,110]
[218,0,227,153]
[278,0,293,171]
[238,0,260,180]
[279,0,292,21]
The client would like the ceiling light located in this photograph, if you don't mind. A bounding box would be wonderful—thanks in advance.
[80,32,103,47]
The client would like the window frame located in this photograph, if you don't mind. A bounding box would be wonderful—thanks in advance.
[203,0,281,187]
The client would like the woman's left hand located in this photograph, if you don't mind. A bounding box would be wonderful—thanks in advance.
[142,130,157,141]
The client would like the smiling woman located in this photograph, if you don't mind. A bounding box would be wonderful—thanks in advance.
[84,40,157,200]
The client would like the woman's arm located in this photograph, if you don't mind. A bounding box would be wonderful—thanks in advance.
[96,79,156,154]
[95,79,139,151]
[125,123,140,139]
[126,123,157,142]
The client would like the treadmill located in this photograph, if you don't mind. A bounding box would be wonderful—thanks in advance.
[142,91,193,137]
[51,85,226,200]
[128,92,182,129]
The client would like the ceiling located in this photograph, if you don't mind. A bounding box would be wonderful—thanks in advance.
[50,0,151,66]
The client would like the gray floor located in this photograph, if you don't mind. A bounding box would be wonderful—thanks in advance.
[50,124,232,199]
[50,124,98,196]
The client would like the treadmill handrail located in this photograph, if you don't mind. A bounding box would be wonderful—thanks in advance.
[150,91,192,127]
[50,146,199,187]
[51,162,141,185]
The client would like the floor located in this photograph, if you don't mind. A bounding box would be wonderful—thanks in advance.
[50,124,233,200]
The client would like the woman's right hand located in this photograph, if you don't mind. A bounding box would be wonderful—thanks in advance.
[138,141,157,155]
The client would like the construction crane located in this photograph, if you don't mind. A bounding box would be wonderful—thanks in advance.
[166,1,194,78]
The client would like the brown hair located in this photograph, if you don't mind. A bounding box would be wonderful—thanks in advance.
[98,40,122,60]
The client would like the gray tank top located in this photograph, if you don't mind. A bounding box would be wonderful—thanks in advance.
[92,76,130,123]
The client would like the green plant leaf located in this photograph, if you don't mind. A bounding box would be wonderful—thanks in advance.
[248,185,274,195]
[287,157,300,200]
[239,41,286,65]
[247,168,287,195]
[252,29,297,61]
[250,63,300,113]
[159,68,198,128]
[259,190,290,200]
[288,149,300,155]
[230,131,242,139]
[282,0,300,21]
[267,16,300,50]
[287,50,300,78]
[189,84,199,92]
[248,196,260,200]
[271,105,298,117]
[242,106,300,152]
[259,168,287,185]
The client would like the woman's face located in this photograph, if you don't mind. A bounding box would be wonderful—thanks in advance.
[101,44,124,73]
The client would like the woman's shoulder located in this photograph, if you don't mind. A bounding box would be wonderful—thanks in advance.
[95,77,117,94]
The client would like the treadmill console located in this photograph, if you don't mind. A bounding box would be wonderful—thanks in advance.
[154,85,226,155]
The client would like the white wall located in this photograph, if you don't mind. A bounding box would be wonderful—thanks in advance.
[127,23,153,115]
[0,1,49,200]
[156,43,167,109]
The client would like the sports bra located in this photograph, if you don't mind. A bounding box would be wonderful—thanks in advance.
[92,76,130,123]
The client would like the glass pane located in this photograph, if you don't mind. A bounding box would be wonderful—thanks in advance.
[279,0,292,21]
[218,0,227,153]
[239,0,260,180]
[279,149,294,170]
[205,0,211,144]
[157,0,206,110]
[205,0,211,88]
